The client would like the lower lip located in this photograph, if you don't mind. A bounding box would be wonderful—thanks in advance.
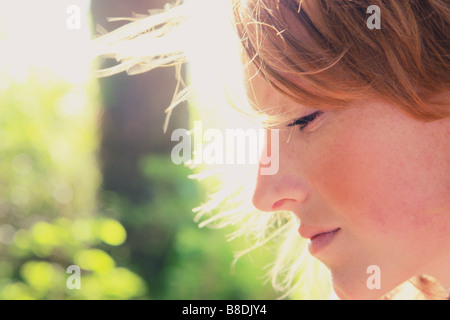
[308,228,340,255]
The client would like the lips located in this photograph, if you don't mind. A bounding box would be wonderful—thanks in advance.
[298,226,341,255]
[298,226,341,240]
[311,228,340,240]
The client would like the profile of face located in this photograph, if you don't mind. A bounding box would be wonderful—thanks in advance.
[248,72,450,299]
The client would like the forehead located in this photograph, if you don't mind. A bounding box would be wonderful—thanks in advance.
[242,64,310,121]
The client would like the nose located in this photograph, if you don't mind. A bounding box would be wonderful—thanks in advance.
[251,129,308,212]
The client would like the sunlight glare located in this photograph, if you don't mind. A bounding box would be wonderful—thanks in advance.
[0,0,92,85]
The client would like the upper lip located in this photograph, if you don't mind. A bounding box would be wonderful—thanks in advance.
[298,226,341,240]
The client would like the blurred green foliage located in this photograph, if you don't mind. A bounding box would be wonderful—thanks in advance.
[0,67,278,300]
[101,154,278,299]
[0,69,147,299]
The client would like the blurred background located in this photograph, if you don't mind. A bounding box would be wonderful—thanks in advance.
[0,0,280,299]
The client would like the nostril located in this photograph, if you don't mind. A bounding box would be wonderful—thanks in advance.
[272,199,296,210]
[272,199,285,210]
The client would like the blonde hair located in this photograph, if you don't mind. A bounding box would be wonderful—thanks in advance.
[91,0,450,299]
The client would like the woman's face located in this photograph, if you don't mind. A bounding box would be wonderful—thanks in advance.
[248,73,450,299]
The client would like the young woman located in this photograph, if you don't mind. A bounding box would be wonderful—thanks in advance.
[93,0,450,299]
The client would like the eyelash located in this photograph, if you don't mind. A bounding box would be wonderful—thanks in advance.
[288,111,324,131]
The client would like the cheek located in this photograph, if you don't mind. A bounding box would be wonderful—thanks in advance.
[307,121,434,237]
[300,105,450,298]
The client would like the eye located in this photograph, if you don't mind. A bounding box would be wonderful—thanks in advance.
[287,111,324,131]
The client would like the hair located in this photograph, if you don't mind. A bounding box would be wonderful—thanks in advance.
[92,0,450,299]
[233,0,450,120]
